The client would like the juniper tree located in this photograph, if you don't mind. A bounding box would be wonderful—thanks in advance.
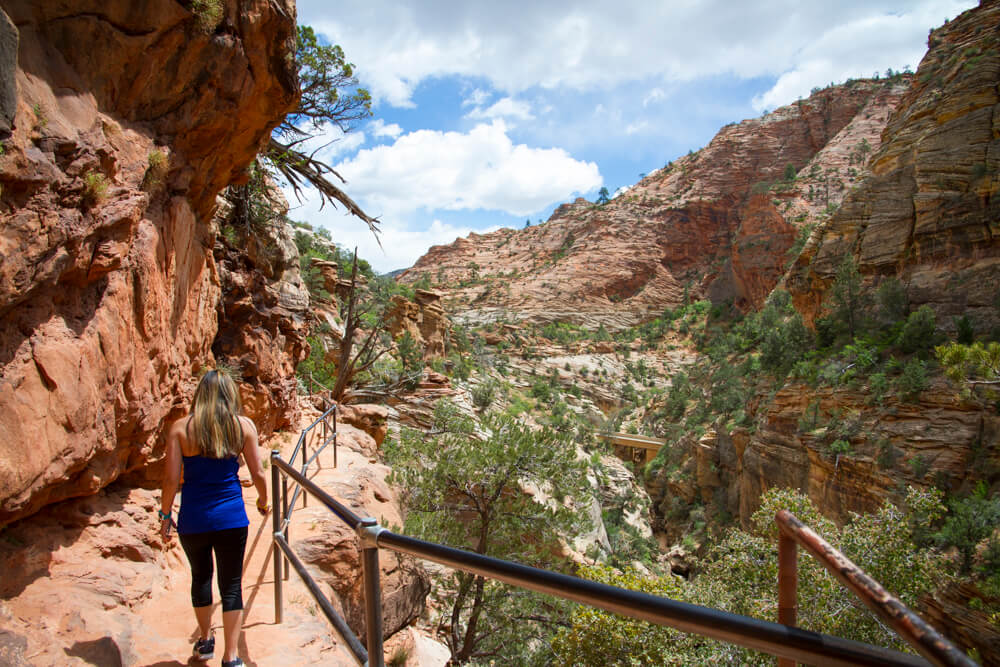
[387,402,591,664]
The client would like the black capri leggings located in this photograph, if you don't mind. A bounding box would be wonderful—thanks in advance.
[178,526,248,612]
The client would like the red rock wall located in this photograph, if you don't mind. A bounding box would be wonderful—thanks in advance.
[787,1,1000,333]
[0,1,298,526]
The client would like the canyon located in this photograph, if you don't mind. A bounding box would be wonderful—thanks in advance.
[1,0,999,664]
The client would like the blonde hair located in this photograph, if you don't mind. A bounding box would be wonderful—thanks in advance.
[190,369,243,458]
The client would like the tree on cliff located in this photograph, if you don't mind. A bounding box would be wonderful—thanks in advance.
[822,255,869,340]
[386,402,592,664]
[229,26,379,235]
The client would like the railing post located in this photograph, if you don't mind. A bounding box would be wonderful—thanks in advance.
[333,403,338,469]
[302,429,309,508]
[360,517,385,667]
[271,450,283,624]
[282,475,290,580]
[778,526,798,667]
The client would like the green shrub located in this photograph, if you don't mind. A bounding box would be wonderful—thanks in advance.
[897,305,937,353]
[954,315,975,344]
[910,454,930,479]
[828,438,852,458]
[935,483,1000,573]
[143,148,168,189]
[876,438,899,469]
[868,372,889,404]
[896,359,928,400]
[82,171,109,207]
[876,277,909,324]
[396,332,422,374]
[190,0,223,32]
[471,381,497,410]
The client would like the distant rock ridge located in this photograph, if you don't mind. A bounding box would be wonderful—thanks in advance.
[0,0,298,527]
[403,77,910,329]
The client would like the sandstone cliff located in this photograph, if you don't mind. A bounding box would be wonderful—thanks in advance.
[787,1,1000,335]
[403,78,909,329]
[0,1,298,527]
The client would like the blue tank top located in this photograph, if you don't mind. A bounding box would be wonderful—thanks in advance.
[178,455,249,535]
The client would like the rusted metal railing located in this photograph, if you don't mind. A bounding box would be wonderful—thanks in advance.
[775,509,976,667]
[269,443,957,667]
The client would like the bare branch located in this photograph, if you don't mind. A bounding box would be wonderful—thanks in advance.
[267,137,381,244]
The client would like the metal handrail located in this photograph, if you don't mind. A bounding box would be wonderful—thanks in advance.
[776,510,975,667]
[283,401,337,517]
[268,448,971,667]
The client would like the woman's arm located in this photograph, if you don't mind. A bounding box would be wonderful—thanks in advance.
[240,416,269,514]
[160,418,184,540]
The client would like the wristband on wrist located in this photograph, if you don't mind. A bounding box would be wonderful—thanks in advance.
[158,509,171,521]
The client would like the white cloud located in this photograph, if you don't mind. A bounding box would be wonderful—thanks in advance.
[370,119,403,138]
[331,119,601,218]
[286,125,366,164]
[466,97,535,122]
[299,0,975,107]
[751,3,971,110]
[643,88,666,107]
[462,88,491,107]
[284,196,498,273]
[624,121,649,136]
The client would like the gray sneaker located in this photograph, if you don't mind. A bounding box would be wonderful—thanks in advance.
[221,658,244,667]
[192,635,214,661]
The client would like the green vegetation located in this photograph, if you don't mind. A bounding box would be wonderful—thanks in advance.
[552,487,948,664]
[386,401,592,664]
[143,148,168,189]
[190,0,223,32]
[31,103,47,129]
[82,171,108,207]
[226,25,375,236]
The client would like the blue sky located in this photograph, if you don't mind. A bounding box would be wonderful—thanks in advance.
[285,0,976,274]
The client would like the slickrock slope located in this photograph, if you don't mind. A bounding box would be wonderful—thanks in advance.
[787,1,1000,334]
[404,79,909,329]
[0,1,298,526]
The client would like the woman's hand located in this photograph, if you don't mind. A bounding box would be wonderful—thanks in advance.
[159,516,174,543]
[256,497,270,516]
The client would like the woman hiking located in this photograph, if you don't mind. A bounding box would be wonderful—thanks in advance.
[159,369,269,667]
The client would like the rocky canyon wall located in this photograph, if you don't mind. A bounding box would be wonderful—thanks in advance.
[787,1,1000,335]
[0,0,298,527]
[404,77,909,329]
[652,0,1000,530]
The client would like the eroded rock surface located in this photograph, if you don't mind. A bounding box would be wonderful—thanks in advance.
[0,0,298,526]
[787,2,1000,334]
[385,289,450,358]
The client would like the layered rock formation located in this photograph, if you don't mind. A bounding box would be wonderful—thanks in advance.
[384,289,449,358]
[648,379,998,530]
[403,78,909,329]
[787,1,1000,335]
[0,1,298,526]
